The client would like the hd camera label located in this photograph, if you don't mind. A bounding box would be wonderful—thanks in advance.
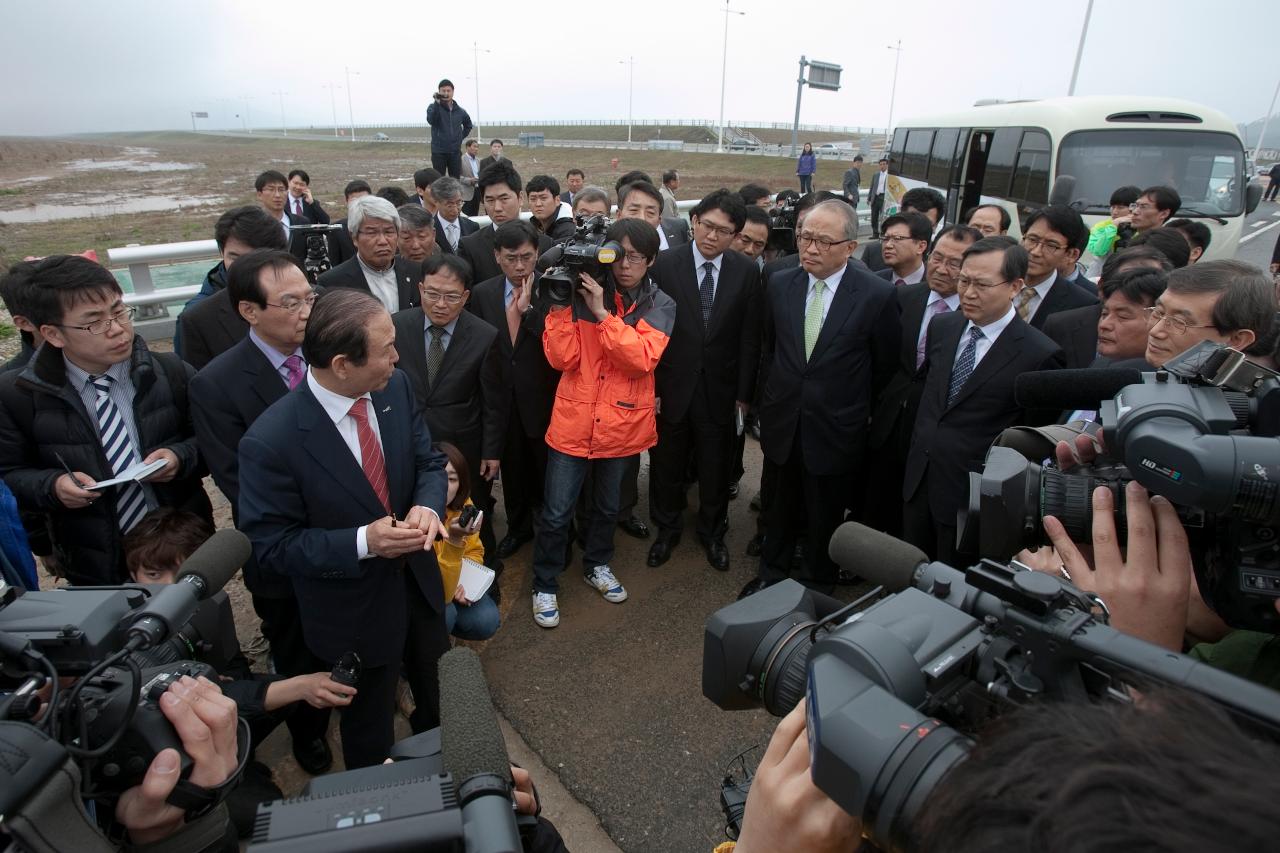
[1140,458,1183,482]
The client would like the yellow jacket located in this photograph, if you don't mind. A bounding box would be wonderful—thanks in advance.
[433,502,485,599]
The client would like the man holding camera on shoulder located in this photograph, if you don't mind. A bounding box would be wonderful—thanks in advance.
[529,218,676,629]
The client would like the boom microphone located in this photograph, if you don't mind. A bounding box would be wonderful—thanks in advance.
[1013,367,1144,412]
[127,530,250,649]
[828,522,929,592]
[439,647,521,853]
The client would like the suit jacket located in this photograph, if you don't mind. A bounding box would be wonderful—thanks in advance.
[284,212,312,263]
[434,214,479,256]
[176,289,246,371]
[327,217,357,266]
[903,311,1065,523]
[316,255,423,312]
[189,336,294,597]
[288,196,330,225]
[559,191,574,205]
[1042,303,1101,370]
[478,154,505,174]
[467,273,560,437]
[860,241,887,273]
[661,217,691,250]
[458,226,553,287]
[391,308,507,461]
[869,281,933,449]
[460,155,480,201]
[1028,278,1098,330]
[758,261,901,475]
[651,244,761,424]
[237,370,447,666]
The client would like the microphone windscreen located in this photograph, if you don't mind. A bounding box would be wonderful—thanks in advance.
[1013,368,1144,412]
[828,523,928,593]
[536,244,564,272]
[174,529,251,598]
[439,647,511,786]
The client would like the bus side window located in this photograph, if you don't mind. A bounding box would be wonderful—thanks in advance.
[1010,130,1052,205]
[903,129,934,181]
[889,128,907,174]
[981,127,1021,199]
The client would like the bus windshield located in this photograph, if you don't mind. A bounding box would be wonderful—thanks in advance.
[1057,129,1244,217]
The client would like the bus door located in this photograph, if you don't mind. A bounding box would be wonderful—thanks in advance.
[959,129,994,217]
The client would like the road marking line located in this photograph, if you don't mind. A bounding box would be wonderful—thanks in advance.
[1240,218,1280,243]
[1252,221,1267,227]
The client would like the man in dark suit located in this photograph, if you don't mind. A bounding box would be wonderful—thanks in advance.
[466,221,559,558]
[478,139,506,174]
[238,288,449,769]
[255,170,313,262]
[903,238,1065,562]
[316,195,423,314]
[618,180,689,252]
[864,224,981,536]
[189,248,333,774]
[868,158,890,237]
[1017,206,1097,330]
[392,254,506,563]
[287,169,331,224]
[875,212,930,286]
[740,201,901,598]
[326,180,372,267]
[561,169,585,205]
[460,162,552,285]
[175,206,287,369]
[412,167,442,210]
[647,190,760,571]
[430,176,478,255]
[1041,303,1101,370]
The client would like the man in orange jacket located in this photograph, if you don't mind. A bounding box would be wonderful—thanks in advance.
[530,218,676,628]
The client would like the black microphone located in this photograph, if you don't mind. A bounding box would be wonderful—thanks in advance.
[439,647,521,853]
[536,244,564,272]
[1013,368,1144,412]
[828,522,930,593]
[128,530,251,649]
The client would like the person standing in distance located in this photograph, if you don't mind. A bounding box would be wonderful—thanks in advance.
[425,79,472,179]
[796,143,817,194]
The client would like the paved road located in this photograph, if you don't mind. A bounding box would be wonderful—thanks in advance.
[1236,193,1280,268]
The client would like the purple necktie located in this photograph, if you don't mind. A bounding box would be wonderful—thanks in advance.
[284,354,305,389]
[916,299,951,369]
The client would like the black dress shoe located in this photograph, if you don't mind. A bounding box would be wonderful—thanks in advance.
[618,515,650,539]
[738,577,776,600]
[495,532,532,559]
[728,481,740,500]
[705,540,730,571]
[745,533,763,556]
[647,538,677,567]
[292,736,332,776]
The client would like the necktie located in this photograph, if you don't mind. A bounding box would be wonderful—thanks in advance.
[894,277,906,287]
[89,375,149,532]
[426,324,446,386]
[698,261,716,329]
[804,279,827,360]
[948,326,984,407]
[348,399,390,512]
[1016,286,1037,322]
[916,299,951,369]
[283,354,305,389]
[447,222,459,251]
[293,198,302,216]
[506,286,523,345]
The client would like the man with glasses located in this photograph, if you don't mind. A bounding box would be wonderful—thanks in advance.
[190,248,334,775]
[460,162,553,284]
[317,195,423,313]
[903,237,1064,562]
[739,201,900,599]
[732,206,771,268]
[1129,186,1181,235]
[964,204,1011,237]
[1017,205,1097,329]
[647,190,759,572]
[1145,260,1276,369]
[429,176,477,256]
[876,212,932,286]
[256,170,312,262]
[0,255,211,586]
[393,254,505,567]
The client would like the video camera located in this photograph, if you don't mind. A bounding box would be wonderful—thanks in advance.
[288,223,344,283]
[766,195,799,252]
[534,214,620,310]
[702,525,1280,850]
[964,341,1280,632]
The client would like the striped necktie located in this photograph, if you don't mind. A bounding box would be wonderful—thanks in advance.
[89,374,149,532]
[348,399,390,512]
[947,326,984,407]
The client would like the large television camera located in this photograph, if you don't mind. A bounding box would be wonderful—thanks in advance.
[964,341,1280,632]
[766,195,799,252]
[288,223,345,283]
[534,214,620,309]
[702,526,1280,851]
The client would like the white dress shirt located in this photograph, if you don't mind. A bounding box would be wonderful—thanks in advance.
[437,212,460,250]
[357,255,400,313]
[890,262,926,287]
[306,371,384,560]
[805,265,846,326]
[955,305,1017,367]
[279,211,292,243]
[691,243,723,301]
[1022,269,1058,321]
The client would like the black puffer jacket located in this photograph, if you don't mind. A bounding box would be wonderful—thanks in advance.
[0,338,211,585]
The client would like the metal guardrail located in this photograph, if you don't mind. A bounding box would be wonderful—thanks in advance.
[264,118,888,135]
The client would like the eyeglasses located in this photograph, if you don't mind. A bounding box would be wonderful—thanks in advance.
[499,252,537,265]
[954,277,1009,291]
[421,290,466,304]
[260,185,288,195]
[1022,235,1067,254]
[695,218,737,238]
[1144,305,1216,335]
[266,292,318,313]
[881,234,923,245]
[797,233,853,251]
[619,251,650,266]
[1129,202,1156,212]
[57,306,136,335]
[929,254,964,272]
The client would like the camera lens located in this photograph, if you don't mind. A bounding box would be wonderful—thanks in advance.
[759,622,816,716]
[1039,467,1128,548]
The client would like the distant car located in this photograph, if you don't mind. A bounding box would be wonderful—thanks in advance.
[727,141,759,151]
[373,132,390,141]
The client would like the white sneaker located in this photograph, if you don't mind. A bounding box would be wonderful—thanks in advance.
[532,592,560,628]
[584,565,628,603]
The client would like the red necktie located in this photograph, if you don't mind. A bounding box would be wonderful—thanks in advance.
[348,399,390,513]
[293,198,302,216]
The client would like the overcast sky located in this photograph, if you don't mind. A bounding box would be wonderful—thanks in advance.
[1,0,1275,137]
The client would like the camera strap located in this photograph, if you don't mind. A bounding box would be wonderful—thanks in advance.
[163,717,251,820]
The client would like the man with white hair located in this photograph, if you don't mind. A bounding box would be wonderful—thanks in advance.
[317,195,424,312]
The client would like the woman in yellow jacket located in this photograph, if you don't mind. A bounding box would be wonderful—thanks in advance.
[434,442,500,640]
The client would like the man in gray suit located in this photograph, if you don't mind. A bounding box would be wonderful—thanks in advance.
[842,155,863,208]
[460,139,482,217]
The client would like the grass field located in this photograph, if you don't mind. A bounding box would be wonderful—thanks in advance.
[0,131,863,267]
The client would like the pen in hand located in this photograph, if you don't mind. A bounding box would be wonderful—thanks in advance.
[54,451,92,490]
[391,512,398,528]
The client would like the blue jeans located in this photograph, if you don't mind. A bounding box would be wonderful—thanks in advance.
[446,594,501,640]
[532,448,629,594]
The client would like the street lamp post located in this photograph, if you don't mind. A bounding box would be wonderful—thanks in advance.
[886,41,903,143]
[345,66,358,143]
[619,56,635,144]
[240,96,254,133]
[472,42,490,143]
[272,90,288,136]
[1254,76,1280,163]
[716,0,745,153]
[322,83,341,137]
[1067,0,1095,96]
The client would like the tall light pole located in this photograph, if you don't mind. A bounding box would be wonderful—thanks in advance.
[240,95,254,133]
[1067,0,1095,95]
[322,83,341,137]
[1254,76,1280,163]
[886,41,903,143]
[345,66,358,143]
[717,0,745,153]
[619,56,635,144]
[472,42,490,142]
[272,90,288,136]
